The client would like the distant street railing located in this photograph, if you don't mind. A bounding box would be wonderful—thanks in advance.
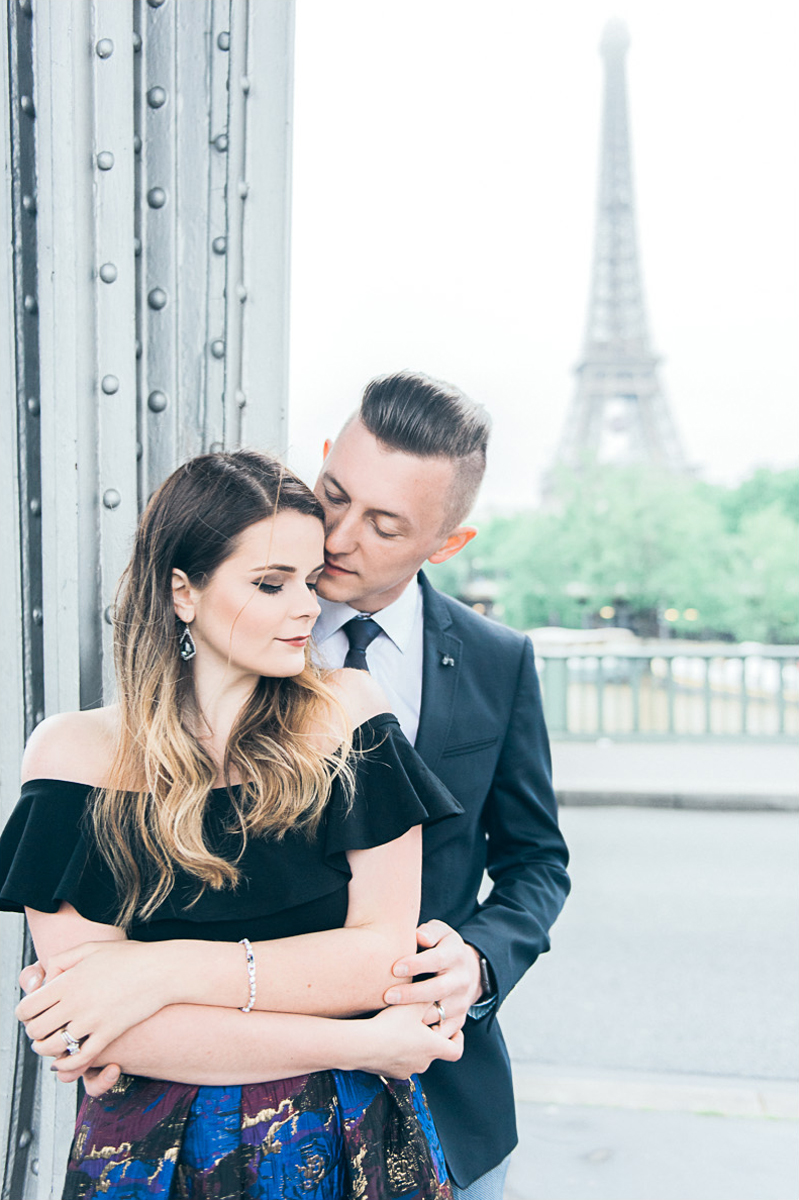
[534,637,799,740]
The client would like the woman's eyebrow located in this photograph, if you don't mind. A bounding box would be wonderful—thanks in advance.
[250,562,326,574]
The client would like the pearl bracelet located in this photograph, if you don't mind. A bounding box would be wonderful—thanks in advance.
[239,937,256,1013]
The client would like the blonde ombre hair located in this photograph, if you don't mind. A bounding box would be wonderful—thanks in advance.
[92,451,354,928]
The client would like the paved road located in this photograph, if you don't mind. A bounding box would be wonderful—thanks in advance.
[497,807,799,1200]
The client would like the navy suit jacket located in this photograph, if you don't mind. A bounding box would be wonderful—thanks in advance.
[413,573,570,1187]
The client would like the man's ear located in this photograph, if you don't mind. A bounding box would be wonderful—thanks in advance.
[172,569,196,623]
[322,438,333,461]
[428,526,477,565]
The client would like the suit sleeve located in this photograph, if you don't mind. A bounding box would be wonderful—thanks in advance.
[456,636,570,1012]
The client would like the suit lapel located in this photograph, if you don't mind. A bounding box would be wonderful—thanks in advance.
[414,573,462,773]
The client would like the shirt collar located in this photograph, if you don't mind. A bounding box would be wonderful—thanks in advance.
[315,581,422,655]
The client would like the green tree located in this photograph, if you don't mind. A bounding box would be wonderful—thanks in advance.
[427,465,799,643]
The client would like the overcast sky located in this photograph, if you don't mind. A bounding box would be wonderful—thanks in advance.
[286,0,798,511]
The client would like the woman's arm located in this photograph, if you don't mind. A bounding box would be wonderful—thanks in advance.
[19,904,461,1087]
[57,1002,462,1088]
[19,820,422,1073]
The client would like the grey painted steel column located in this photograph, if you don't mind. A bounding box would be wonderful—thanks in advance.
[1,1,295,1195]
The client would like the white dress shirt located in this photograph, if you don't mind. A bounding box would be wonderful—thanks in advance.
[313,582,424,745]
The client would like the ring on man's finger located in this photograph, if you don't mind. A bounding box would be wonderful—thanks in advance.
[433,1001,446,1025]
[60,1029,81,1056]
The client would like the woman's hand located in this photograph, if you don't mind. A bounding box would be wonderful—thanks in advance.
[16,939,174,1075]
[360,1003,463,1079]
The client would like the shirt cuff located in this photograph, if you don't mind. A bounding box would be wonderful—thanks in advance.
[468,993,498,1021]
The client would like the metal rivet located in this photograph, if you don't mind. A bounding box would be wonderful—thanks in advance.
[104,605,114,624]
[22,193,36,214]
[147,0,166,7]
[147,86,167,109]
[238,181,249,199]
[133,134,142,154]
[210,339,225,359]
[32,607,43,626]
[96,38,114,58]
[213,133,228,152]
[18,1130,32,1150]
[236,389,246,409]
[27,396,40,415]
[103,489,121,510]
[148,389,168,412]
[236,283,247,302]
[147,186,166,208]
[217,31,230,50]
[99,262,118,283]
[212,235,226,255]
[135,339,142,359]
[23,294,37,314]
[148,287,167,310]
[209,441,224,453]
[133,236,142,257]
[241,76,251,94]
[132,31,142,52]
[20,95,35,117]
[29,498,41,516]
[97,150,115,170]
[101,374,120,395]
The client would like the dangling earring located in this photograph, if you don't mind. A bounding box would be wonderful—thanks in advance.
[179,623,196,661]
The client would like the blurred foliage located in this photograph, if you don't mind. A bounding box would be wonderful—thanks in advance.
[427,466,799,644]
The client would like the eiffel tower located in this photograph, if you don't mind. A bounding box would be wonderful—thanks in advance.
[553,19,686,472]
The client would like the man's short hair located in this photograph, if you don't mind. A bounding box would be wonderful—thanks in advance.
[359,370,491,531]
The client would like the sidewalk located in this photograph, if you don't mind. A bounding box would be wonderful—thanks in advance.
[550,739,799,810]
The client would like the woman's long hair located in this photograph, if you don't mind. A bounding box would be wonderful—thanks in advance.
[92,450,354,928]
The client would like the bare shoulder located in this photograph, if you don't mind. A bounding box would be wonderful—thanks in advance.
[21,706,120,787]
[325,668,392,732]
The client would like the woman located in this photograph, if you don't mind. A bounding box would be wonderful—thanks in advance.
[0,451,462,1199]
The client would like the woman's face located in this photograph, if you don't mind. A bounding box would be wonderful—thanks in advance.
[183,510,324,681]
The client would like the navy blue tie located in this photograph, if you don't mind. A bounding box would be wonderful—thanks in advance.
[342,616,382,671]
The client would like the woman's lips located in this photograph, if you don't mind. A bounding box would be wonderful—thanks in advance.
[277,636,309,647]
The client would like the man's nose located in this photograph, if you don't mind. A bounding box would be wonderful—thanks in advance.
[324,510,358,555]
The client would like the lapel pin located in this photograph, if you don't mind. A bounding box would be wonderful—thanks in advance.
[441,655,455,667]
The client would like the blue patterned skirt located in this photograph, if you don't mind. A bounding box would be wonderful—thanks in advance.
[63,1069,452,1200]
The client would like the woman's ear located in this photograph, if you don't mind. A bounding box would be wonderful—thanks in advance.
[171,569,195,623]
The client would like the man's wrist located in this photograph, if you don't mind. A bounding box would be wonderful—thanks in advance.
[465,943,492,1006]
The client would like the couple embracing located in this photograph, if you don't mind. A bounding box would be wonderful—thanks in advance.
[0,370,569,1199]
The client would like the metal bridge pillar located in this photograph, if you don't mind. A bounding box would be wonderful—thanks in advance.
[1,2,295,1194]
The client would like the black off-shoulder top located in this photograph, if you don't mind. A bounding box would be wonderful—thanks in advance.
[0,713,461,944]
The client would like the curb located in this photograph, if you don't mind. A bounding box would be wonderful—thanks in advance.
[511,1064,799,1120]
[557,790,799,812]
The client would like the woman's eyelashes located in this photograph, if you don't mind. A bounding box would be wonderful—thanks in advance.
[254,579,319,594]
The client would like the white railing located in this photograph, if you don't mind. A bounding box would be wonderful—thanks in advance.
[535,640,799,740]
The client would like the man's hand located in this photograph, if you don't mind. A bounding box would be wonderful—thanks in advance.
[383,920,484,1035]
[18,960,121,1095]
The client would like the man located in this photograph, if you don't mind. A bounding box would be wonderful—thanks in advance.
[22,370,569,1196]
[310,370,570,1197]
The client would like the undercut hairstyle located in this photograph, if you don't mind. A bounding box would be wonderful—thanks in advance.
[359,370,491,531]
